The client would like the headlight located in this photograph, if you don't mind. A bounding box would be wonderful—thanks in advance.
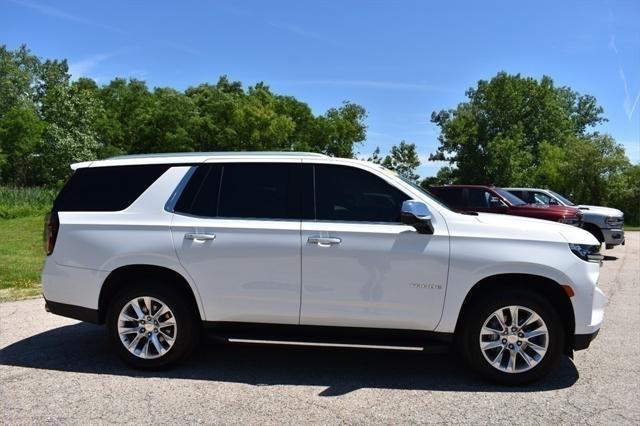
[569,243,603,263]
[605,216,623,226]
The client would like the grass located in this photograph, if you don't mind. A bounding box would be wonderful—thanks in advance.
[0,216,46,301]
[625,225,640,231]
[0,187,57,219]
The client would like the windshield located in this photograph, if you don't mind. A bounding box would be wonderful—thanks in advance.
[495,188,526,205]
[548,190,575,206]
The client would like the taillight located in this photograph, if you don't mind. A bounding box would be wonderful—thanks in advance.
[44,211,59,255]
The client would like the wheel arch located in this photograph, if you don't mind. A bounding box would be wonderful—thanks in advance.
[582,222,605,243]
[98,264,204,324]
[454,273,576,355]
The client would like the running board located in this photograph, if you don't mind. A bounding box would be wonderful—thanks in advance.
[227,338,425,351]
[204,322,453,352]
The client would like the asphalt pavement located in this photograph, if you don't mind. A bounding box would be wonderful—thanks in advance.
[1,233,638,424]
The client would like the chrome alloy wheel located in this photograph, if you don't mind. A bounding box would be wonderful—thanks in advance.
[479,305,549,374]
[118,296,177,359]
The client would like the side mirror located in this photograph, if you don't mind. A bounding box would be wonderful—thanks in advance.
[400,200,434,234]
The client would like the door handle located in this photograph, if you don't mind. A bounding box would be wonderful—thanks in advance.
[307,236,342,246]
[184,233,216,241]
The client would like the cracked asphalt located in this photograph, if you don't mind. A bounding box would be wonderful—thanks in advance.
[1,233,638,425]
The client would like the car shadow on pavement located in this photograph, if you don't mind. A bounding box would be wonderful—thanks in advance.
[0,323,579,396]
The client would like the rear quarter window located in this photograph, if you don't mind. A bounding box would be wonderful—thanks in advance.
[53,165,170,212]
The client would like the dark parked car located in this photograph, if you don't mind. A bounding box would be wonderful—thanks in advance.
[429,185,583,225]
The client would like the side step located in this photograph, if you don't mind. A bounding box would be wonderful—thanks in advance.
[204,322,452,352]
[228,339,425,351]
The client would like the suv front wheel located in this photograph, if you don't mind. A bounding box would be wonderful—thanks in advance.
[107,282,199,369]
[459,290,564,385]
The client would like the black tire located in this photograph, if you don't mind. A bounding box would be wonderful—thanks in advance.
[106,280,200,370]
[583,224,604,244]
[458,290,564,385]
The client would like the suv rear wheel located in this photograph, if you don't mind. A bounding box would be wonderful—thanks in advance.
[459,290,564,385]
[107,282,199,369]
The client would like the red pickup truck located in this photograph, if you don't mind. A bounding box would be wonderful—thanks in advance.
[429,185,583,226]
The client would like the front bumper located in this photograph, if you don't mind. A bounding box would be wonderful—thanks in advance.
[602,228,625,246]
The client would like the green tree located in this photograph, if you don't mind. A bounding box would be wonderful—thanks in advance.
[366,147,383,164]
[0,106,45,185]
[430,72,607,185]
[0,45,101,185]
[366,142,421,182]
[537,134,629,204]
[605,164,640,224]
[94,78,153,156]
[381,141,421,182]
[0,47,369,186]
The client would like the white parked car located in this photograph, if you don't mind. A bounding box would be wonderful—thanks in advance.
[43,152,606,384]
[505,188,625,249]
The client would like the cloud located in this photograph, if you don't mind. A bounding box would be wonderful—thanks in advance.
[608,14,639,121]
[68,53,110,78]
[279,79,450,92]
[168,42,208,58]
[266,21,339,45]
[619,66,640,121]
[608,35,618,54]
[7,0,126,34]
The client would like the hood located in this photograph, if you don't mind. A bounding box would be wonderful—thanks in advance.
[515,203,580,215]
[469,212,599,245]
[578,205,624,218]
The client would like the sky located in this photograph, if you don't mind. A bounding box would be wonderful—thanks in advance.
[2,0,639,177]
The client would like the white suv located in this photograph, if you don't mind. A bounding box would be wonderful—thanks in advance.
[42,152,606,384]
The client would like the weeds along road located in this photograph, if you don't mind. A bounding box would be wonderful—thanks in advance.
[1,233,638,425]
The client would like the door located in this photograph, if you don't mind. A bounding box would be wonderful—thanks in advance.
[171,162,302,324]
[300,163,450,331]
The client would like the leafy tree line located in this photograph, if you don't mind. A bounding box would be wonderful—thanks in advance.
[0,45,367,187]
[0,46,637,223]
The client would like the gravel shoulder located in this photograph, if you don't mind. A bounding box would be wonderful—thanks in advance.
[1,234,638,425]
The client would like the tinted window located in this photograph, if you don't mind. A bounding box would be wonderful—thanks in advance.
[508,190,526,202]
[533,192,553,204]
[495,188,526,205]
[176,163,300,219]
[468,188,491,209]
[54,165,170,212]
[549,190,575,206]
[313,164,409,223]
[174,165,222,216]
[218,163,299,219]
[431,187,464,208]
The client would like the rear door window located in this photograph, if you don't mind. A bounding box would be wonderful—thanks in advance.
[175,163,300,220]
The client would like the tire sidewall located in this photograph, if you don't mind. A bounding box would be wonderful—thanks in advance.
[460,291,565,385]
[106,283,199,370]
